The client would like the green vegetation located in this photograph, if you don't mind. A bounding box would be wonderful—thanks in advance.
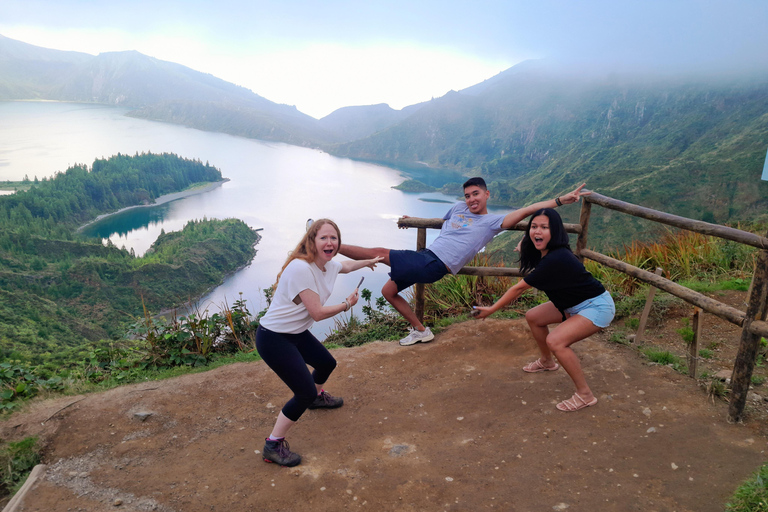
[325,288,409,347]
[392,179,437,193]
[0,152,259,404]
[641,347,686,372]
[0,181,31,193]
[726,462,768,512]
[334,70,768,249]
[0,437,40,497]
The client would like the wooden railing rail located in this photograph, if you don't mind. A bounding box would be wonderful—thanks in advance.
[580,249,746,326]
[400,192,768,423]
[585,193,768,250]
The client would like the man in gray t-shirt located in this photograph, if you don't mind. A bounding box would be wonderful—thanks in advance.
[339,177,588,347]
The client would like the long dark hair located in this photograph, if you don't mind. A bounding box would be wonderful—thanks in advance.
[274,219,341,289]
[519,208,571,273]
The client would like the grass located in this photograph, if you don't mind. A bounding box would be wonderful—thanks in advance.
[0,437,40,496]
[725,462,768,511]
[641,347,686,373]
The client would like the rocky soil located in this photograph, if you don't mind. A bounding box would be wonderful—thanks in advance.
[3,290,767,512]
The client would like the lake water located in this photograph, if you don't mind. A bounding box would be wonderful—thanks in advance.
[1,101,516,337]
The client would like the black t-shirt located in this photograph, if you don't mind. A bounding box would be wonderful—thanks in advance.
[523,246,606,312]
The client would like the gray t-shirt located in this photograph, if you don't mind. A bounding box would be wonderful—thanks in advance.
[428,203,507,274]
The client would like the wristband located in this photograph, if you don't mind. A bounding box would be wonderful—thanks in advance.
[555,197,562,206]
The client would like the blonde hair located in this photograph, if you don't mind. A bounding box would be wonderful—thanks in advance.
[273,219,341,289]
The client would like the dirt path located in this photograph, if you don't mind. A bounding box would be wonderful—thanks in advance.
[4,315,768,512]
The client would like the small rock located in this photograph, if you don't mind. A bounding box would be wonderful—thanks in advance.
[748,392,763,402]
[553,503,569,511]
[642,407,651,417]
[445,477,454,482]
[626,334,636,343]
[714,369,732,381]
[134,412,153,422]
[114,498,123,506]
[671,463,678,470]
[647,427,657,433]
[389,444,411,457]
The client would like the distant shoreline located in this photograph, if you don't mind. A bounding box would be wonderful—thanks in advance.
[77,179,229,232]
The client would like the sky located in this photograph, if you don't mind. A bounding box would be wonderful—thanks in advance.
[1,0,767,119]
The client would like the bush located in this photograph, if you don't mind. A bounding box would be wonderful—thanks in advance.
[325,289,408,347]
[0,437,40,497]
[725,462,768,511]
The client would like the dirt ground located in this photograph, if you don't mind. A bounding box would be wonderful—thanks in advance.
[3,290,768,512]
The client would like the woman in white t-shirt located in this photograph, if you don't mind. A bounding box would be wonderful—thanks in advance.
[257,219,381,467]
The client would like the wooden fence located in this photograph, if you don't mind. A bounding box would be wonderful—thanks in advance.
[399,192,768,423]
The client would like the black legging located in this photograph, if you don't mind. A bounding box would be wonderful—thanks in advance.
[256,325,338,422]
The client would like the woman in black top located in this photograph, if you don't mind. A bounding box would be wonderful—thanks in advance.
[473,208,614,412]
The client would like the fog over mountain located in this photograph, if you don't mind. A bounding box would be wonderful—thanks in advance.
[2,33,767,248]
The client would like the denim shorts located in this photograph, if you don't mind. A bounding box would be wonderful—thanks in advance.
[564,290,615,328]
[389,249,450,292]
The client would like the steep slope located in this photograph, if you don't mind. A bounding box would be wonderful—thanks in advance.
[0,34,91,98]
[331,62,768,245]
[318,102,426,141]
[0,35,333,145]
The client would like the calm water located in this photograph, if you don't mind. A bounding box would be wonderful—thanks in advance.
[2,101,514,337]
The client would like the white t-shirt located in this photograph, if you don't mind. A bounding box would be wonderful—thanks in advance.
[259,259,342,334]
[428,203,507,274]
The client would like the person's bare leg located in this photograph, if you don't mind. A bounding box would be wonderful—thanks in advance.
[525,302,562,367]
[546,315,602,400]
[269,411,295,439]
[338,244,391,266]
[382,279,425,331]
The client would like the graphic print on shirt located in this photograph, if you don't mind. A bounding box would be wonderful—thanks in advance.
[451,215,474,230]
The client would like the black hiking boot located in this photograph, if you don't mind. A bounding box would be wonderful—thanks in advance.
[263,438,301,467]
[308,390,344,409]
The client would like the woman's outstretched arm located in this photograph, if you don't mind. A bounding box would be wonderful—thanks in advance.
[340,256,383,274]
[472,279,534,319]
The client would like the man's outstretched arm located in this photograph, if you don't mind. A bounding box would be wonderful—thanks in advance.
[500,183,590,229]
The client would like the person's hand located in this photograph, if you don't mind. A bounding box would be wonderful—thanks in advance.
[347,289,360,308]
[513,239,522,253]
[365,256,384,270]
[398,215,410,229]
[471,306,493,320]
[559,183,591,205]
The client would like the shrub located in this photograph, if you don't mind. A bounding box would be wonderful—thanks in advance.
[0,437,40,496]
[725,462,768,511]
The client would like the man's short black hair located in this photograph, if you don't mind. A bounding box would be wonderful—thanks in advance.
[463,177,487,190]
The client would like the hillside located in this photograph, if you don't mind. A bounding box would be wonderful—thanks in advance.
[4,34,767,248]
[0,154,260,364]
[0,35,332,146]
[331,63,768,247]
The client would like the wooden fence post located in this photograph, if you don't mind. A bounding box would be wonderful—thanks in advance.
[688,307,703,378]
[575,199,592,260]
[414,227,427,323]
[635,268,664,344]
[729,239,768,422]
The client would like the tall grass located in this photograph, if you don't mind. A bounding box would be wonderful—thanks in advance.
[586,229,756,296]
[424,253,540,322]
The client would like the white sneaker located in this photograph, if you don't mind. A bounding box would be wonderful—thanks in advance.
[399,327,434,346]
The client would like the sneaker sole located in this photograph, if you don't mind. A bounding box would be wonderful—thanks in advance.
[264,457,301,467]
[399,334,434,346]
[307,402,344,409]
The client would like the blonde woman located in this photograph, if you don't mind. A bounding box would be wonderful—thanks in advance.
[256,219,381,466]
